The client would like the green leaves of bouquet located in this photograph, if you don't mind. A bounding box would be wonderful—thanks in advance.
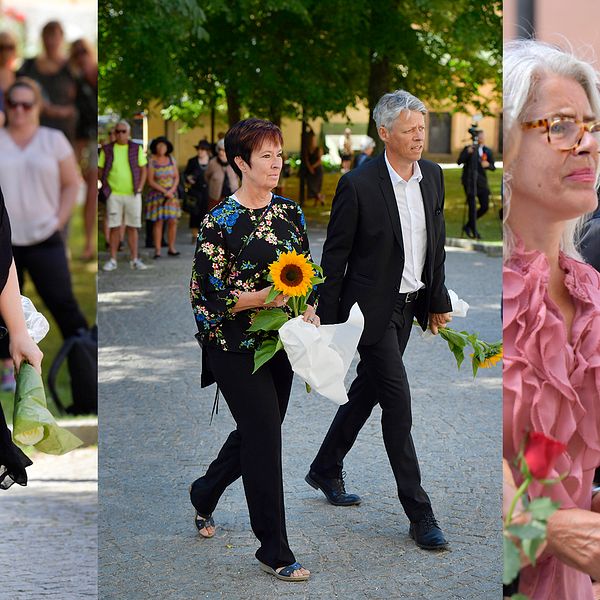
[248,250,324,373]
[438,327,503,377]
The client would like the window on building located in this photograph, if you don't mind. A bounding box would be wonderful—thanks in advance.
[428,112,451,154]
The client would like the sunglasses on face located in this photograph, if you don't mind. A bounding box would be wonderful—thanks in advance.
[0,44,15,51]
[6,99,34,111]
[114,129,128,134]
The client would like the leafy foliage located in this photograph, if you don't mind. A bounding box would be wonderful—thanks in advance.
[99,0,501,129]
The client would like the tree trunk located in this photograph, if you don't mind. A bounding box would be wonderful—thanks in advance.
[299,113,307,207]
[225,87,241,128]
[367,53,391,156]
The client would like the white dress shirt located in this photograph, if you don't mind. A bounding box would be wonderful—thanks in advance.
[384,151,427,293]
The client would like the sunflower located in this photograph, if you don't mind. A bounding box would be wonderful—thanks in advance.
[478,348,503,369]
[269,250,314,297]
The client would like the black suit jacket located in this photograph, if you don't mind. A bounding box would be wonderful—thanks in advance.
[317,154,452,346]
[457,144,495,189]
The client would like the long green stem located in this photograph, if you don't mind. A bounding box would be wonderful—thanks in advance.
[505,476,531,527]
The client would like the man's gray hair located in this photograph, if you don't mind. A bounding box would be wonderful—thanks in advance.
[503,40,600,261]
[116,119,131,132]
[373,90,427,130]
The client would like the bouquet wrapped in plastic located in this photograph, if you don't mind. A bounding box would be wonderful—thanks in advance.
[12,363,82,455]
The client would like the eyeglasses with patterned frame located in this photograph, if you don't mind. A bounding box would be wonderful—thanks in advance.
[521,117,600,151]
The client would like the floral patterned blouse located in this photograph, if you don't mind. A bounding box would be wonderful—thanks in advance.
[190,194,311,352]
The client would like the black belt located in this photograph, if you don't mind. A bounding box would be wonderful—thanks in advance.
[399,290,419,303]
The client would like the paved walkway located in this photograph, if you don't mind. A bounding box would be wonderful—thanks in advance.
[98,228,502,599]
[0,447,98,599]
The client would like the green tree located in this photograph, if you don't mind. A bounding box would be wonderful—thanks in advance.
[98,0,208,114]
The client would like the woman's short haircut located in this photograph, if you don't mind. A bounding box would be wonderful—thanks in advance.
[373,89,427,130]
[503,40,600,260]
[6,77,43,106]
[225,118,283,179]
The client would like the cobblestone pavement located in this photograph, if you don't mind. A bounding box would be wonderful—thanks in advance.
[98,229,502,600]
[0,447,98,599]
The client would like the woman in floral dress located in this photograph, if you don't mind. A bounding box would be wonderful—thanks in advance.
[189,119,318,582]
[145,136,181,258]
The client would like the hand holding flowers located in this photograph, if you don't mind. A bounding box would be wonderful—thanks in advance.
[249,250,324,373]
[503,432,567,596]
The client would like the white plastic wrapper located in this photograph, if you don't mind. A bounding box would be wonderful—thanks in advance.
[21,296,50,343]
[420,289,469,340]
[278,303,364,406]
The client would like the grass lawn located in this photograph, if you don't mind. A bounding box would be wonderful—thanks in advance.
[0,201,97,421]
[281,167,503,242]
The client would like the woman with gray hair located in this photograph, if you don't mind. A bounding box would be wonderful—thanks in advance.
[503,39,600,599]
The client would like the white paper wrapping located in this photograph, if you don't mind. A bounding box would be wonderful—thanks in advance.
[278,303,364,405]
[21,296,50,343]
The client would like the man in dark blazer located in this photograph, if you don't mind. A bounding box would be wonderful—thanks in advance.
[306,90,453,550]
[457,129,496,239]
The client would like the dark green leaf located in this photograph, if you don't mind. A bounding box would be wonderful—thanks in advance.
[248,308,288,332]
[506,522,547,540]
[528,497,560,521]
[252,337,283,373]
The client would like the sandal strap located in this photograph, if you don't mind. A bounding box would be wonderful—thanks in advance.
[277,562,303,578]
[194,513,214,530]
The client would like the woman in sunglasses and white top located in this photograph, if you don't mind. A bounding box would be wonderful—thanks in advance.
[503,40,600,600]
[0,78,88,380]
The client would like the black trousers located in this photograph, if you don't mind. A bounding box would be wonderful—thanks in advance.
[0,232,88,359]
[190,347,296,569]
[311,295,432,522]
[464,184,490,231]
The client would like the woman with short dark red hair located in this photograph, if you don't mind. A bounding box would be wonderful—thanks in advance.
[189,118,317,581]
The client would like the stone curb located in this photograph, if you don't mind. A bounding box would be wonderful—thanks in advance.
[446,236,503,257]
[56,417,98,446]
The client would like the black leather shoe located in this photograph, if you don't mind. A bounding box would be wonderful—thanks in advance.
[409,514,448,550]
[305,470,361,506]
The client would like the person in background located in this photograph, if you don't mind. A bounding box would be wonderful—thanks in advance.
[0,78,87,391]
[69,38,98,261]
[303,131,324,207]
[579,202,600,272]
[339,127,353,173]
[183,139,211,242]
[0,30,17,92]
[204,138,238,211]
[353,136,376,169]
[457,129,495,240]
[0,30,18,131]
[17,21,77,143]
[99,120,148,271]
[145,136,181,258]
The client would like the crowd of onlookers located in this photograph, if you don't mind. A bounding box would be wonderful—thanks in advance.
[0,20,97,398]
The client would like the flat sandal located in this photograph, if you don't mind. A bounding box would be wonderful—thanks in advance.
[194,511,215,538]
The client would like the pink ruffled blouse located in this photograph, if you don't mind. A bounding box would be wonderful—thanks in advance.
[504,245,600,600]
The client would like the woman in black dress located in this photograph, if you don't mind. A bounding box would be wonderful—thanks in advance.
[183,139,211,241]
[0,186,43,489]
[190,119,319,581]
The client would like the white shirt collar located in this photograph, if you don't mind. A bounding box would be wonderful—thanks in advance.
[384,150,423,185]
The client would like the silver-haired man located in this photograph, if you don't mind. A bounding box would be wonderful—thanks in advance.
[306,89,453,550]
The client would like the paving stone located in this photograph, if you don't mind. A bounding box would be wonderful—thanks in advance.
[98,229,502,599]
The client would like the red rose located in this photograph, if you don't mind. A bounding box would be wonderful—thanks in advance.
[523,432,567,479]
